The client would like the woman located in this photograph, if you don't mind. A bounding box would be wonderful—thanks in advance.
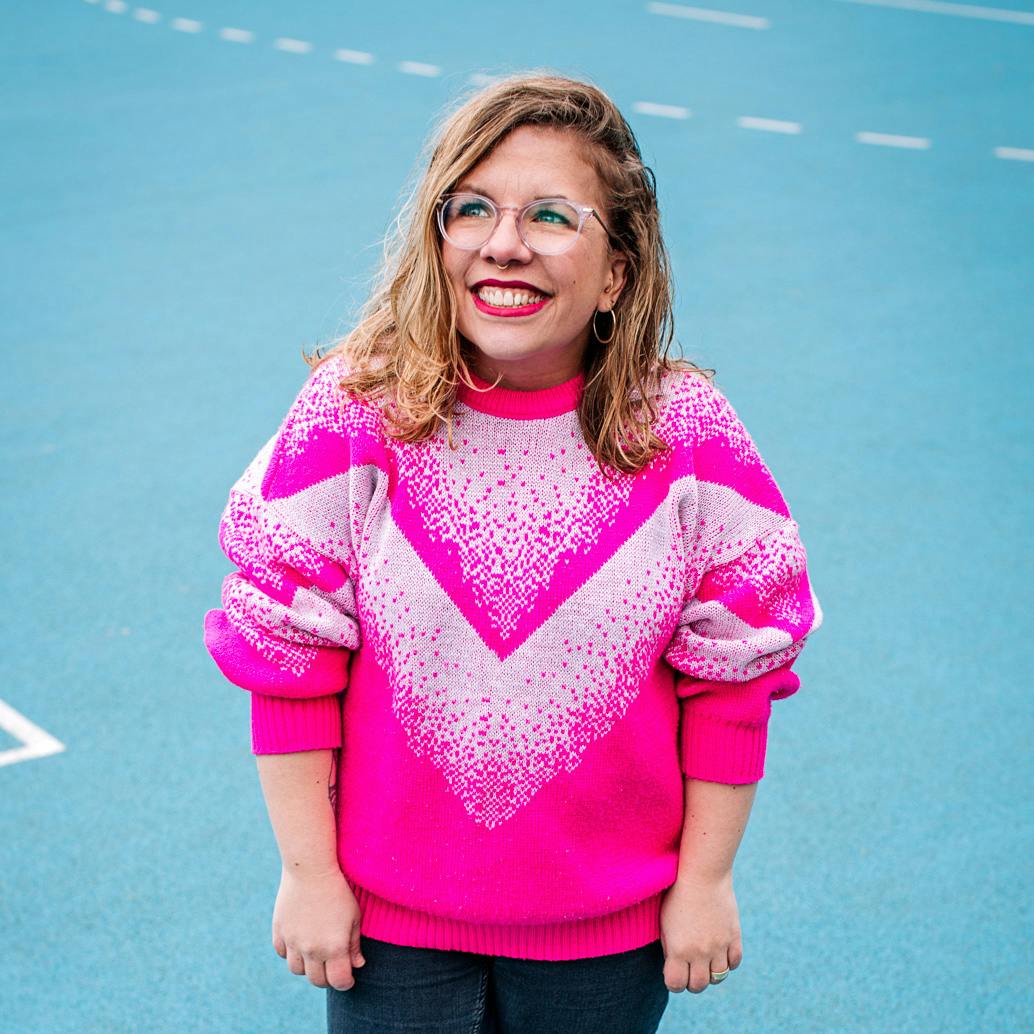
[203,70,823,1034]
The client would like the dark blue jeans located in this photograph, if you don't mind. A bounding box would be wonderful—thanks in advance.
[326,934,670,1034]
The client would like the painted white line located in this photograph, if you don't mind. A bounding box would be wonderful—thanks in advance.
[832,0,1034,26]
[646,2,770,29]
[633,100,692,119]
[737,115,802,133]
[219,27,255,43]
[334,48,375,64]
[171,16,202,33]
[994,146,1034,161]
[398,60,441,77]
[274,37,313,54]
[0,698,65,769]
[133,7,161,22]
[104,0,128,12]
[856,130,931,148]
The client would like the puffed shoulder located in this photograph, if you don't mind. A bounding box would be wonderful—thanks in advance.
[278,351,387,445]
[255,351,389,504]
[649,365,742,446]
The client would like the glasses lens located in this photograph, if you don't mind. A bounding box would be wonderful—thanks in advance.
[520,200,582,255]
[439,195,584,254]
[440,194,496,248]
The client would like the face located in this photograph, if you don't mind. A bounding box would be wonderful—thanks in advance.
[440,125,628,390]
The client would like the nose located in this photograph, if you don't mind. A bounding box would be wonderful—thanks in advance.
[479,208,533,267]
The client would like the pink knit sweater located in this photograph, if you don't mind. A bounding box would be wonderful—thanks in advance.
[203,352,822,961]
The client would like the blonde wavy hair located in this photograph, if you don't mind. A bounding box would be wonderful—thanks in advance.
[304,69,714,477]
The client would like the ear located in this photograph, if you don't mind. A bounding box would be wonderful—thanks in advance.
[598,250,629,310]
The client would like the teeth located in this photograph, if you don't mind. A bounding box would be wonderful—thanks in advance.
[475,286,546,307]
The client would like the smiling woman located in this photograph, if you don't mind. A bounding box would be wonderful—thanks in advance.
[437,124,630,390]
[202,69,823,1034]
[316,70,710,475]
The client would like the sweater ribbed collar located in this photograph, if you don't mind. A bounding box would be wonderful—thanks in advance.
[456,367,584,420]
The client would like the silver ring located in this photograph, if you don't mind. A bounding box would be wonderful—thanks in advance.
[709,968,731,984]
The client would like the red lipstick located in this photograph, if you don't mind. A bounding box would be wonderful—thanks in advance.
[472,278,551,294]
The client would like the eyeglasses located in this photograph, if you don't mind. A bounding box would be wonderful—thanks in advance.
[436,192,618,256]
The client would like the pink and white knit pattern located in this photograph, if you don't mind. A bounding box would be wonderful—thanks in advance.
[203,353,822,960]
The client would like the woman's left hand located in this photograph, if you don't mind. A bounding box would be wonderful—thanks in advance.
[658,871,743,993]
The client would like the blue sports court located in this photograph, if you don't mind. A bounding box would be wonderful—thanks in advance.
[2,2,1032,1031]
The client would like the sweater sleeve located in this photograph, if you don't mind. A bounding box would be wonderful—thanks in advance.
[663,382,823,784]
[202,377,362,755]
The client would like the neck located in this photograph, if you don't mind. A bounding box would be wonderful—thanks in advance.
[466,342,588,393]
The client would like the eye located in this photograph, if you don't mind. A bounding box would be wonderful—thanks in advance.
[529,204,573,227]
[456,199,492,218]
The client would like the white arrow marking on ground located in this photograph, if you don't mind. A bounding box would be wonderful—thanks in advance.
[0,699,66,768]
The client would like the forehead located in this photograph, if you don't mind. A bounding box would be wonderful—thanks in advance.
[457,125,604,203]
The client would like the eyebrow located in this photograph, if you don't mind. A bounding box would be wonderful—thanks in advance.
[454,182,571,201]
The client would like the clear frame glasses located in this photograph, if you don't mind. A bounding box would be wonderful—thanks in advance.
[436,193,618,256]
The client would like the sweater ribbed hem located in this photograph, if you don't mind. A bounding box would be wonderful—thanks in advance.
[456,368,584,420]
[250,692,343,754]
[346,882,663,961]
[680,709,768,784]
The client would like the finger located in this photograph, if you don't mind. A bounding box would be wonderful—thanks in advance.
[351,927,365,968]
[728,937,744,970]
[710,948,730,988]
[286,947,306,977]
[688,958,710,994]
[273,932,287,959]
[326,956,356,992]
[305,956,329,989]
[663,955,689,993]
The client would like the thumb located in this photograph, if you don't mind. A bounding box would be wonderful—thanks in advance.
[351,925,365,967]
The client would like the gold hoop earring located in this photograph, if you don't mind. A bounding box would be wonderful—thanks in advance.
[592,307,617,344]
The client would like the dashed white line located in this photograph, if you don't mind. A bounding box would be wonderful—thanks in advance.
[832,0,1034,26]
[737,115,803,134]
[398,60,442,77]
[856,130,931,149]
[633,101,691,119]
[274,37,313,54]
[219,27,255,44]
[0,698,65,769]
[646,2,770,29]
[75,2,1034,170]
[994,146,1034,162]
[334,48,375,64]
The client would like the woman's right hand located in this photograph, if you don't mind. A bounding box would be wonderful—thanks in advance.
[271,866,366,991]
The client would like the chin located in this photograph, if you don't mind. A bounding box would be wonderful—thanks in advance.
[461,328,532,353]
[470,340,552,364]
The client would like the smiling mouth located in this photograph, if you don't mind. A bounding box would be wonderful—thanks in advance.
[470,286,552,317]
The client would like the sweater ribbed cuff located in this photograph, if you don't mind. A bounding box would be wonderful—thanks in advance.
[250,693,343,755]
[679,708,768,784]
